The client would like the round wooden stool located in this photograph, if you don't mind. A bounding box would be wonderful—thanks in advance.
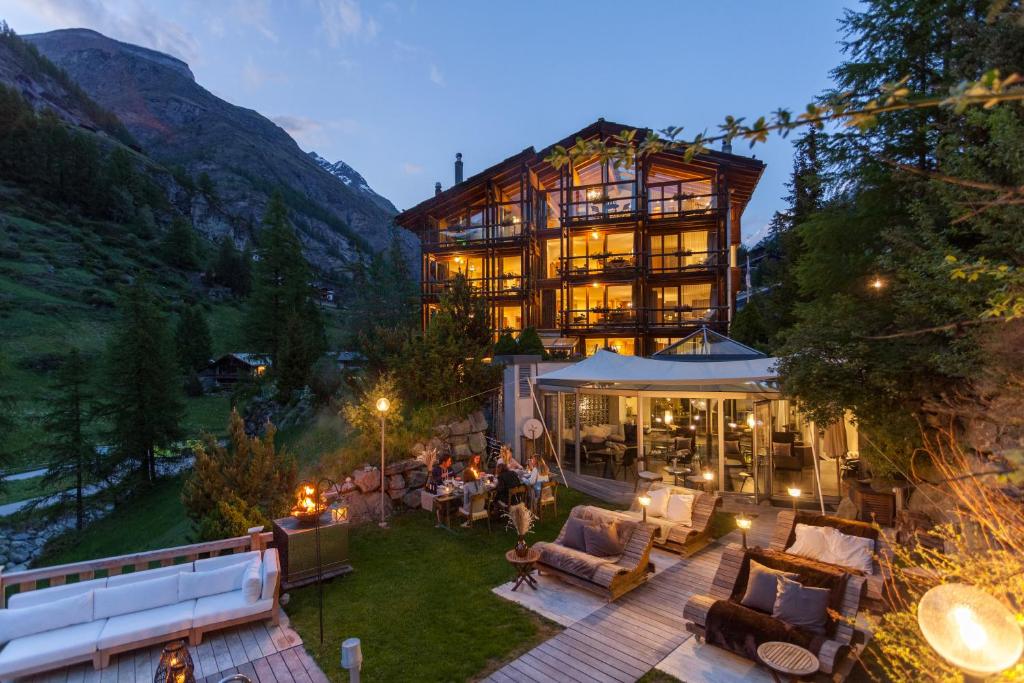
[757,641,819,682]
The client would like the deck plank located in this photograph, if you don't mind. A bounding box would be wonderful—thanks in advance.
[279,647,313,683]
[265,652,295,683]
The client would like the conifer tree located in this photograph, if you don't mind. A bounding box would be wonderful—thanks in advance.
[210,236,251,296]
[175,305,213,373]
[160,217,199,270]
[104,280,183,483]
[41,349,93,530]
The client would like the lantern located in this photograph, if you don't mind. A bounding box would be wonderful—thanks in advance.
[155,640,195,683]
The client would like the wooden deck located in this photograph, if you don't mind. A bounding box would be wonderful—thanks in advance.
[17,619,329,683]
[484,507,779,683]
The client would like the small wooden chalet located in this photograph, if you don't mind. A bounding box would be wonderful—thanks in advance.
[201,353,271,387]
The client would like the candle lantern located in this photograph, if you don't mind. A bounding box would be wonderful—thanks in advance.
[637,494,651,522]
[155,640,195,683]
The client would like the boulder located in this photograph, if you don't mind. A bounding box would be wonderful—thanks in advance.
[835,497,859,521]
[434,423,451,438]
[353,467,381,493]
[340,492,372,523]
[340,479,358,494]
[469,411,487,433]
[410,442,425,459]
[403,489,422,509]
[389,487,407,501]
[449,419,472,436]
[384,461,406,476]
[468,432,486,454]
[403,459,425,472]
[365,492,394,521]
[405,468,428,488]
[387,474,405,491]
[449,434,468,447]
[428,437,447,454]
[451,461,465,475]
[453,442,471,459]
[908,483,956,524]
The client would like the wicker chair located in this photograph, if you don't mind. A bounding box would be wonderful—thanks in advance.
[458,490,492,531]
[536,480,557,520]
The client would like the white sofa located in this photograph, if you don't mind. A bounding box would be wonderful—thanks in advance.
[0,548,279,680]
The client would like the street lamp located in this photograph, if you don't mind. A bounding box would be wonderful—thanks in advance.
[638,494,651,523]
[918,583,1023,679]
[736,514,752,549]
[376,397,391,529]
[787,486,801,512]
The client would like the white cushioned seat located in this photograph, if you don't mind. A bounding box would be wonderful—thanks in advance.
[7,578,107,608]
[106,563,194,587]
[97,600,195,649]
[0,620,106,678]
[194,551,260,572]
[260,549,280,601]
[94,575,179,620]
[192,591,272,628]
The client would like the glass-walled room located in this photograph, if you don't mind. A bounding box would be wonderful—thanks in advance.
[565,284,636,330]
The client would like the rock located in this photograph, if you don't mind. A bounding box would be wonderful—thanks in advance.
[434,423,451,438]
[340,479,358,494]
[468,432,486,454]
[389,487,406,501]
[403,459,425,472]
[384,461,406,476]
[387,474,405,491]
[365,492,394,521]
[451,461,465,475]
[405,469,427,488]
[428,436,447,454]
[449,434,468,447]
[403,489,422,509]
[908,483,956,524]
[353,467,381,493]
[340,492,371,523]
[449,419,472,436]
[835,497,859,521]
[453,442,471,459]
[410,442,425,458]
[469,411,487,432]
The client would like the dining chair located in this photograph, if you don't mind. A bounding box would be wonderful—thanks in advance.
[537,481,557,520]
[459,490,491,532]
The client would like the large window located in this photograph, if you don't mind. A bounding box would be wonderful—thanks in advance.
[649,283,715,324]
[496,304,522,332]
[584,337,636,356]
[544,239,562,278]
[649,231,715,272]
[493,255,522,292]
[566,284,636,328]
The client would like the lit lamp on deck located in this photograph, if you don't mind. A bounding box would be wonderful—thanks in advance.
[376,397,391,529]
[702,469,714,492]
[787,486,802,512]
[736,514,752,549]
[918,583,1023,679]
[638,494,651,522]
[155,640,195,683]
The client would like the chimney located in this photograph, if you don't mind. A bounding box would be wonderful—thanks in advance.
[722,138,733,154]
[434,182,442,196]
[454,152,463,184]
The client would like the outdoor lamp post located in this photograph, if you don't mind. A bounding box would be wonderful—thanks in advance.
[638,494,651,522]
[918,583,1023,679]
[736,514,752,549]
[376,397,391,529]
[341,637,363,683]
[787,486,801,512]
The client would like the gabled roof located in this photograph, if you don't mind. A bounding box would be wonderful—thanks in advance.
[214,353,272,367]
[653,326,766,362]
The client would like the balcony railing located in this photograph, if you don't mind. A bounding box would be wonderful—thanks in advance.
[647,181,718,220]
[564,181,639,223]
[424,221,526,248]
[560,252,638,277]
[647,249,725,274]
[646,305,724,327]
[563,307,640,330]
[561,305,724,330]
[422,276,525,297]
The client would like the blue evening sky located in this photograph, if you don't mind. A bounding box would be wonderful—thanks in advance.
[3,0,851,242]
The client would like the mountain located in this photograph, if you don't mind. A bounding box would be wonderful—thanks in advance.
[21,28,412,274]
[308,151,397,215]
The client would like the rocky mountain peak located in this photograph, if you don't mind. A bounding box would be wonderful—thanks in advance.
[308,151,398,214]
[26,28,195,82]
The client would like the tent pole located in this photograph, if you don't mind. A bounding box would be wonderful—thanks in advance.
[574,388,581,476]
[527,377,571,490]
[810,420,826,514]
[717,399,725,493]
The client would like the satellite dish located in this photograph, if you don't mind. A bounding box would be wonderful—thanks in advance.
[522,418,544,440]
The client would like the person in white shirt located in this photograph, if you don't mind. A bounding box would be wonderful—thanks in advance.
[524,455,550,508]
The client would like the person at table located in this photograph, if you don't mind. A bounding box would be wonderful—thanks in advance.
[523,455,550,506]
[499,444,524,473]
[461,454,485,519]
[494,462,524,506]
[427,454,453,493]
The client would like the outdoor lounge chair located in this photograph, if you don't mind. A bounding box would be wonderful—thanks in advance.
[683,545,866,678]
[616,483,721,556]
[535,505,655,601]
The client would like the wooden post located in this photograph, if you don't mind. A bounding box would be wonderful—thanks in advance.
[248,526,266,553]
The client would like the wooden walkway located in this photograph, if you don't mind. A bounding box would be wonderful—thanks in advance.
[18,619,329,683]
[484,507,778,683]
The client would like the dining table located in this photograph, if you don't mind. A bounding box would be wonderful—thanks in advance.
[433,475,499,530]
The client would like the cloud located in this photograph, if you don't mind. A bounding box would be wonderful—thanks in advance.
[11,0,200,64]
[318,0,379,46]
[232,0,278,43]
[273,115,359,149]
[402,162,424,175]
[242,57,288,89]
[429,64,445,86]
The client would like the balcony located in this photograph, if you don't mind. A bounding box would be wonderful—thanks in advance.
[564,181,639,224]
[647,249,726,275]
[422,221,526,249]
[646,305,725,328]
[561,305,725,331]
[560,252,639,278]
[563,306,640,331]
[421,275,525,298]
[647,181,719,222]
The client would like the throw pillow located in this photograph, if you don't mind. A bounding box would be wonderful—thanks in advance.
[647,487,671,518]
[0,590,93,645]
[828,528,875,574]
[786,523,834,562]
[739,560,798,613]
[583,522,624,557]
[562,516,592,551]
[772,575,831,634]
[94,574,179,619]
[665,493,696,526]
[178,560,250,601]
[242,560,262,603]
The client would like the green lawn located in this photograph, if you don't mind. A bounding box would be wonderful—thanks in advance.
[0,474,65,506]
[182,393,234,438]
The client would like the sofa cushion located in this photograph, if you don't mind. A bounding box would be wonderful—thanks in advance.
[106,563,194,587]
[179,560,249,601]
[535,541,619,582]
[647,487,671,518]
[739,560,797,614]
[94,575,179,620]
[194,550,260,572]
[0,591,94,645]
[561,516,592,551]
[665,493,695,525]
[827,529,874,574]
[260,549,280,601]
[583,522,624,558]
[773,575,831,634]
[786,523,833,562]
[6,577,107,609]
[0,620,106,678]
[98,600,196,649]
[192,591,273,628]
[242,561,262,603]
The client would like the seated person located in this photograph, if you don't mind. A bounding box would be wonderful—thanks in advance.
[461,454,485,521]
[523,455,550,506]
[494,462,524,506]
[427,454,453,494]
[499,445,524,472]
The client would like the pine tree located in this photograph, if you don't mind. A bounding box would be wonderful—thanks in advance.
[175,305,213,373]
[211,236,250,296]
[182,409,296,541]
[0,351,16,490]
[104,280,183,483]
[160,217,199,270]
[41,349,93,530]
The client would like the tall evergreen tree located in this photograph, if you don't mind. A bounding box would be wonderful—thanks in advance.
[104,280,183,483]
[175,305,213,373]
[210,236,251,296]
[160,217,199,270]
[41,349,93,530]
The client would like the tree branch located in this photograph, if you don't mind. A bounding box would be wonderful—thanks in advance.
[864,317,1003,339]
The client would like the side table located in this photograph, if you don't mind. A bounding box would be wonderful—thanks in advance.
[756,641,819,682]
[505,548,541,591]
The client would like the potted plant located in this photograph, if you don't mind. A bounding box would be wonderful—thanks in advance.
[506,502,537,557]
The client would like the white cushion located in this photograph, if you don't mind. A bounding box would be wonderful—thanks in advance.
[194,550,260,572]
[242,561,262,604]
[192,591,273,628]
[179,560,248,601]
[260,549,280,602]
[646,487,671,518]
[97,600,195,649]
[827,529,875,574]
[7,577,107,609]
[786,523,834,562]
[0,591,94,645]
[106,563,194,587]
[665,493,695,526]
[0,620,105,677]
[94,575,178,620]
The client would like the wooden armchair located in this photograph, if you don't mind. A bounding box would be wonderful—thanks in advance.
[619,484,721,556]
